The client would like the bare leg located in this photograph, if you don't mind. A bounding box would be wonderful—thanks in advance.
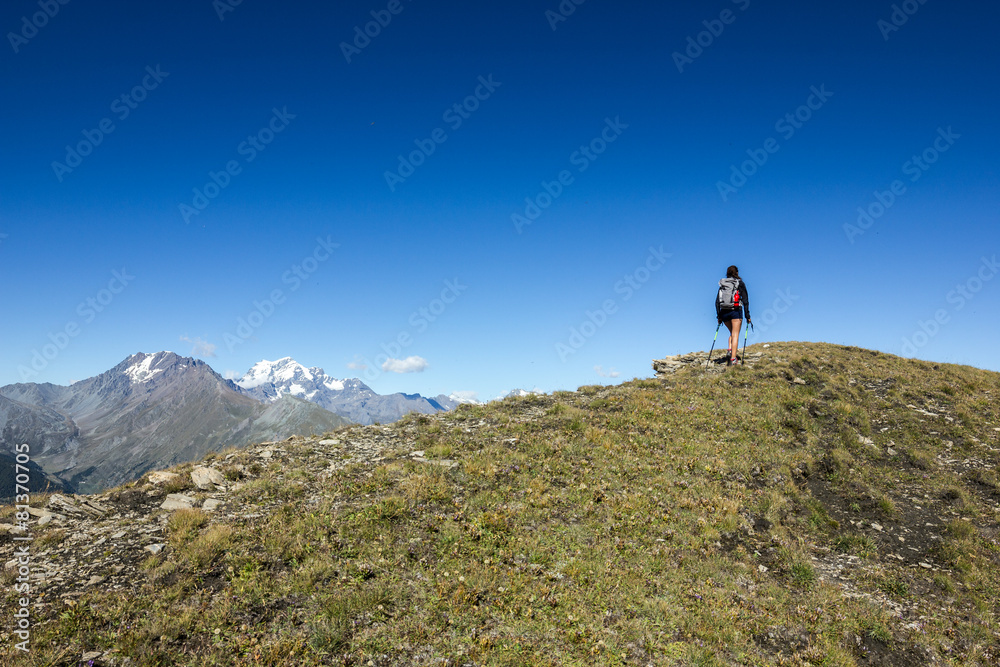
[723,319,734,362]
[729,319,742,362]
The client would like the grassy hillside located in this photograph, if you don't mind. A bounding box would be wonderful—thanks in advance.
[2,342,999,665]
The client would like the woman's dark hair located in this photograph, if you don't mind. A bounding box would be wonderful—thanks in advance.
[726,265,740,279]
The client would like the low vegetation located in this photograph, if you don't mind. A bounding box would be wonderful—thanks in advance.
[2,342,998,665]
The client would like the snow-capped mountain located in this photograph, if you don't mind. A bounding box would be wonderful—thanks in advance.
[235,357,463,425]
[447,392,482,406]
[500,388,544,400]
[0,352,350,493]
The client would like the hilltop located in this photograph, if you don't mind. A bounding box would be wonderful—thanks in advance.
[2,342,998,665]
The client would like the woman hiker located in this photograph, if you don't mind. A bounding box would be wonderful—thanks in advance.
[716,265,752,366]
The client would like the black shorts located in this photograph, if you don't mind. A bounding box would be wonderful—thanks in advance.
[720,307,743,321]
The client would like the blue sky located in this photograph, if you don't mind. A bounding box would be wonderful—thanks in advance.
[2,0,998,401]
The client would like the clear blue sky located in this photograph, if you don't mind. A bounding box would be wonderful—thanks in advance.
[2,0,998,401]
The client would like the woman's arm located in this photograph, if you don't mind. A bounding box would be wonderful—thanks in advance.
[740,281,751,321]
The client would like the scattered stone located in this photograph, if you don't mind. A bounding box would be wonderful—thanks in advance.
[38,515,53,527]
[319,439,340,446]
[919,562,933,569]
[111,531,126,539]
[203,499,224,512]
[26,506,59,520]
[148,471,181,485]
[145,544,166,555]
[260,450,273,459]
[410,450,426,458]
[160,494,197,511]
[82,651,103,661]
[191,466,225,490]
[793,377,807,385]
[870,523,884,532]
[411,456,458,469]
[86,575,105,586]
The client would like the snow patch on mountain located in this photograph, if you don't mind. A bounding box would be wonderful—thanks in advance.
[235,357,464,424]
[238,357,316,390]
[124,354,165,384]
[448,391,482,405]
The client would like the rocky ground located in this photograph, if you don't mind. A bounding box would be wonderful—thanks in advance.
[2,342,998,665]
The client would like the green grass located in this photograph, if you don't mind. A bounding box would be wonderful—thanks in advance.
[3,342,999,666]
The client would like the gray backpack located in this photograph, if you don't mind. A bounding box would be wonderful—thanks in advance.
[717,278,741,310]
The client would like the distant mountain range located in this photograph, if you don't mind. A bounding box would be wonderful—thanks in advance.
[234,357,471,425]
[0,352,350,494]
[0,352,484,495]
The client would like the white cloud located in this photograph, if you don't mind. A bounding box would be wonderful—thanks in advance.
[594,365,620,378]
[180,335,217,358]
[381,356,428,373]
[347,361,368,371]
[223,370,240,380]
[450,390,479,403]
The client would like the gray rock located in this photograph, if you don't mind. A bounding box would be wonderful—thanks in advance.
[202,499,224,512]
[160,494,197,511]
[191,466,225,490]
[148,471,180,485]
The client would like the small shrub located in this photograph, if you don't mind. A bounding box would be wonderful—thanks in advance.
[858,617,893,644]
[370,496,408,523]
[876,575,910,597]
[876,494,898,518]
[945,519,975,540]
[790,561,816,588]
[833,534,877,558]
[167,509,210,548]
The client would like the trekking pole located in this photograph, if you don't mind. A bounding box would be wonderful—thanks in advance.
[707,322,721,366]
[741,320,752,365]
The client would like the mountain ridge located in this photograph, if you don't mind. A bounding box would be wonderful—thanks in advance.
[0,351,350,493]
[3,342,998,665]
[234,356,464,425]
